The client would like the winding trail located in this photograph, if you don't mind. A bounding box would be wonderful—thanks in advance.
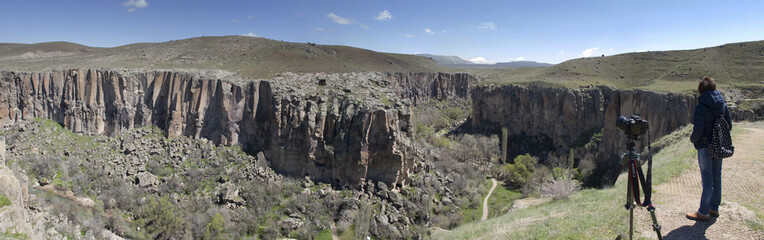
[330,222,339,240]
[482,178,498,221]
[636,127,764,239]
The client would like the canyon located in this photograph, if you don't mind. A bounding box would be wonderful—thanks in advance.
[1,69,758,188]
[0,69,477,189]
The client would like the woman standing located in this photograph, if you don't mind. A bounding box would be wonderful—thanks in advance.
[686,76,732,221]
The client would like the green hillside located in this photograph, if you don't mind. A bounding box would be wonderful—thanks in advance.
[446,41,764,95]
[0,36,436,79]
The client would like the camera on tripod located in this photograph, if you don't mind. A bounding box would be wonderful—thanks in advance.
[616,115,648,137]
[614,114,662,240]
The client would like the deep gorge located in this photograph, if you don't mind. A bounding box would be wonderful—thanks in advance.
[2,69,757,188]
[0,69,478,188]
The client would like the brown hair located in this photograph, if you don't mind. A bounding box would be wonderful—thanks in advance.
[698,76,716,94]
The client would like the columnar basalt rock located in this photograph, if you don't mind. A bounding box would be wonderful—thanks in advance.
[0,69,475,188]
[386,72,476,105]
[471,84,759,170]
[471,84,698,182]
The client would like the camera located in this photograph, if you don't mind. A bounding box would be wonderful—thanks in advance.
[616,115,648,137]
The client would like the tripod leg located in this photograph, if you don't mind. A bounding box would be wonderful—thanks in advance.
[630,207,634,240]
[648,207,663,240]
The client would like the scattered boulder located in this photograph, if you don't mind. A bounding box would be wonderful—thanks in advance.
[135,172,158,187]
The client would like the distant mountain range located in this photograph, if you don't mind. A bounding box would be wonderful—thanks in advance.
[415,54,474,65]
[416,54,553,68]
[494,61,553,68]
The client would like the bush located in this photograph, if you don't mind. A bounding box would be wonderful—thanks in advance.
[203,213,226,240]
[0,194,10,208]
[450,134,500,165]
[541,168,581,199]
[500,154,537,188]
[137,196,187,240]
[106,209,128,236]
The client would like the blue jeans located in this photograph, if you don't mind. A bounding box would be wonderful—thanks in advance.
[697,148,722,215]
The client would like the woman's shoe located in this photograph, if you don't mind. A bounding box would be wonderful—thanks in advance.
[686,212,710,221]
[709,209,719,217]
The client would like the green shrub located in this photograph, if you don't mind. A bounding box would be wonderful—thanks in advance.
[203,213,226,240]
[0,194,10,208]
[137,196,187,240]
[500,154,537,188]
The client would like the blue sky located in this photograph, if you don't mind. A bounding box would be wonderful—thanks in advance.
[2,0,764,64]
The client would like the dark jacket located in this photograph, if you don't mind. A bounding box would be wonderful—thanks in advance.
[690,90,731,149]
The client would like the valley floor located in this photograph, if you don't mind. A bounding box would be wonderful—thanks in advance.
[434,122,764,240]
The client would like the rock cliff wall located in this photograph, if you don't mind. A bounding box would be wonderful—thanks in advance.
[0,70,475,188]
[471,85,698,182]
[471,84,760,167]
[0,70,427,187]
[386,72,476,104]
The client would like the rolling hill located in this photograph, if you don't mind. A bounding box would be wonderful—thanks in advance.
[0,36,436,79]
[463,41,764,92]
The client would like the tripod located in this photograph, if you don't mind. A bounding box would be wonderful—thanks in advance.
[618,135,662,240]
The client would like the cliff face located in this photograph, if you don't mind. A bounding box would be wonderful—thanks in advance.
[471,85,697,181]
[0,70,475,188]
[386,72,476,105]
[0,70,397,187]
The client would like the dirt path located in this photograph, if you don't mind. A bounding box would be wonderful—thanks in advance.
[482,178,498,221]
[330,222,339,240]
[635,127,764,239]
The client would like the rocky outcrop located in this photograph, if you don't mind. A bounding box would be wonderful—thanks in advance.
[471,84,698,182]
[386,72,477,104]
[472,84,760,168]
[0,164,35,239]
[0,69,432,187]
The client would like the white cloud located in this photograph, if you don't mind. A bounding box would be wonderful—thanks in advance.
[467,57,496,64]
[404,34,415,38]
[375,10,392,21]
[326,13,368,29]
[232,19,239,23]
[559,50,565,55]
[608,48,614,52]
[424,28,434,35]
[327,13,351,25]
[242,33,260,37]
[315,27,329,32]
[581,47,599,57]
[515,57,525,61]
[248,15,255,19]
[122,0,148,12]
[479,21,497,30]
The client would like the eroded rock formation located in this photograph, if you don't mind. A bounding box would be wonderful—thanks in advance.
[386,72,476,104]
[0,70,475,188]
[0,70,382,187]
[471,84,759,175]
[471,84,699,183]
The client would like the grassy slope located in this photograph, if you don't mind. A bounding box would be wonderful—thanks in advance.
[0,41,98,57]
[442,40,764,94]
[0,36,436,79]
[435,124,756,239]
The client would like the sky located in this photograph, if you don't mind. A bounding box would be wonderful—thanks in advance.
[2,0,764,64]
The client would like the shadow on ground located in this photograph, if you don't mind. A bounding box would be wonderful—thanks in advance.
[663,218,716,240]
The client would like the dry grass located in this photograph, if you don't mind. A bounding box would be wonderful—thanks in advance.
[443,40,764,95]
[0,36,436,79]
